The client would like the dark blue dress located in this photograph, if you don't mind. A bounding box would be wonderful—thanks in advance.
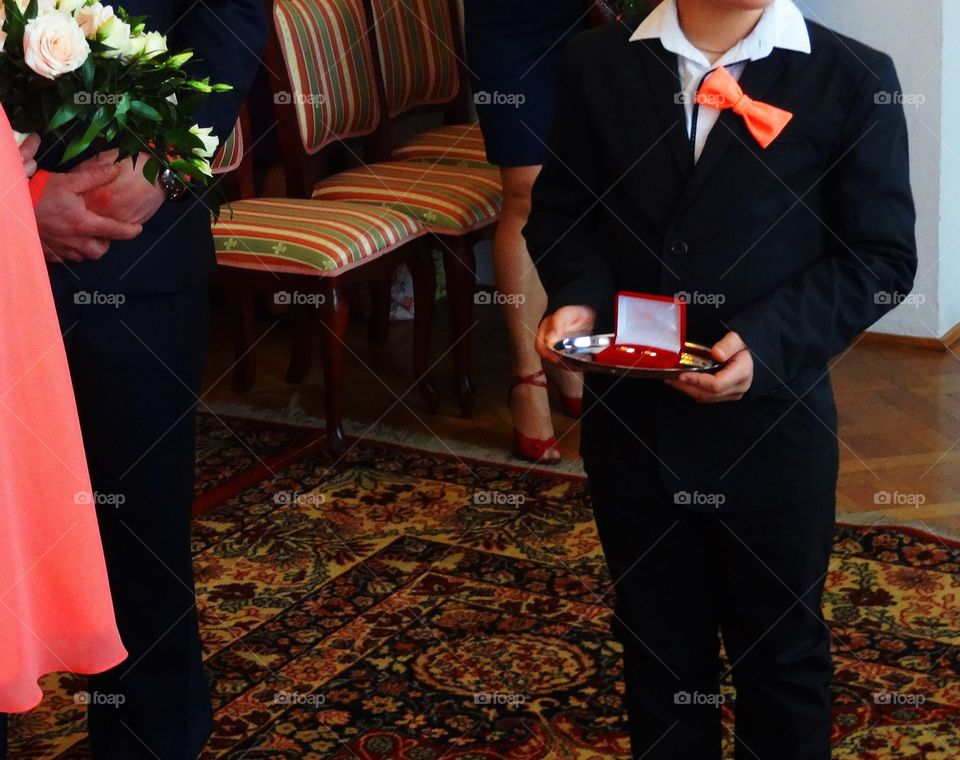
[464,0,589,167]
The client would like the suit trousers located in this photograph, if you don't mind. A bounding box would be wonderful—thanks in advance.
[588,455,835,760]
[51,279,212,760]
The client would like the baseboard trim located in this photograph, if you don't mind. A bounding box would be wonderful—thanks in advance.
[859,321,960,351]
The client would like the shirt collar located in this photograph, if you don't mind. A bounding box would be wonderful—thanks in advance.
[630,0,811,68]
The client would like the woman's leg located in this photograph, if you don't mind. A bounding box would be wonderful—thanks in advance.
[495,166,580,459]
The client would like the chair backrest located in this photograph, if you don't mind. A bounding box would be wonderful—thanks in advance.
[368,0,462,119]
[211,119,244,175]
[272,0,382,155]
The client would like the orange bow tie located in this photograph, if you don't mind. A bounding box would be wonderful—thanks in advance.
[696,66,793,149]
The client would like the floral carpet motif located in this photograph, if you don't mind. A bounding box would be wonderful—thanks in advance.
[9,415,960,758]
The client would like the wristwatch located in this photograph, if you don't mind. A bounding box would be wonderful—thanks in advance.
[157,168,187,201]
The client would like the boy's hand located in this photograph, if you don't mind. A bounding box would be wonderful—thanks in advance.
[665,331,753,403]
[536,305,597,365]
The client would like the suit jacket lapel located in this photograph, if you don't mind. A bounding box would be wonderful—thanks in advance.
[634,39,694,181]
[682,49,793,203]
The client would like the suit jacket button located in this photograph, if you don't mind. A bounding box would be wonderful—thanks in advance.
[669,240,689,256]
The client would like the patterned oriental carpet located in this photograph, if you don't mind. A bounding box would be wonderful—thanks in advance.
[9,414,960,758]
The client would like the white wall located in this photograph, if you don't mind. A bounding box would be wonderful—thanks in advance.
[797,0,953,338]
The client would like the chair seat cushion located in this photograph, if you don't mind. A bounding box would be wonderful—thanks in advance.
[213,198,424,276]
[391,124,494,170]
[311,161,502,233]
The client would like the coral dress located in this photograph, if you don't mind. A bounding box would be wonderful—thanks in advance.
[0,105,127,713]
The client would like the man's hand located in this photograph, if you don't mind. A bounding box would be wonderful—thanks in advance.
[18,133,41,178]
[78,150,167,227]
[35,166,143,264]
[665,331,754,403]
[536,305,597,365]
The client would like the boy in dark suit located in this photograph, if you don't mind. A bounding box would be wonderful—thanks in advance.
[527,0,917,757]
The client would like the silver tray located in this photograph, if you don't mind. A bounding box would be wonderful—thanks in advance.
[553,334,722,379]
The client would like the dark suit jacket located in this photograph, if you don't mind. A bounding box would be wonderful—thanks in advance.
[525,18,917,511]
[44,0,267,295]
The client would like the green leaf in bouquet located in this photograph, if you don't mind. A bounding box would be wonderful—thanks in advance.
[142,157,162,186]
[48,100,83,132]
[211,84,234,93]
[163,127,204,151]
[80,57,95,92]
[129,100,163,121]
[60,107,111,164]
[3,0,27,48]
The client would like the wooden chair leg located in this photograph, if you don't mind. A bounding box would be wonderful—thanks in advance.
[408,243,440,412]
[286,301,316,384]
[442,234,477,417]
[318,278,349,453]
[368,277,391,345]
[227,274,257,393]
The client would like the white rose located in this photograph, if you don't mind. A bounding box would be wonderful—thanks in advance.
[125,29,165,59]
[23,10,90,79]
[189,125,219,159]
[75,2,111,39]
[96,13,129,58]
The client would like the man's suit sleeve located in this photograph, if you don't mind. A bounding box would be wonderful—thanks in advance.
[727,54,918,397]
[524,37,616,329]
[173,0,268,142]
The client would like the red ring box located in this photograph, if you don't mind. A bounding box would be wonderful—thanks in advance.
[594,292,686,369]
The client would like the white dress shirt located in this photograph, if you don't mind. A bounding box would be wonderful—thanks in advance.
[630,0,811,161]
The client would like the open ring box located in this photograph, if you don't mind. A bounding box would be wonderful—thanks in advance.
[593,291,686,370]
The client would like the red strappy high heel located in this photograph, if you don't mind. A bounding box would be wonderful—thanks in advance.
[508,370,561,464]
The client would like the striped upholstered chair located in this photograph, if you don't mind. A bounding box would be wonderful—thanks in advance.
[306,0,503,416]
[371,0,493,172]
[209,6,449,452]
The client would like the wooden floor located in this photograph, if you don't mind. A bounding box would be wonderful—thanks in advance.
[203,290,960,540]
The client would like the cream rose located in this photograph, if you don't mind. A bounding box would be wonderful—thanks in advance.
[23,10,90,79]
[58,0,86,12]
[75,2,112,39]
[189,125,219,159]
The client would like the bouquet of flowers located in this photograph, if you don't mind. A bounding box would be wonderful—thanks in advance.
[0,0,231,208]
